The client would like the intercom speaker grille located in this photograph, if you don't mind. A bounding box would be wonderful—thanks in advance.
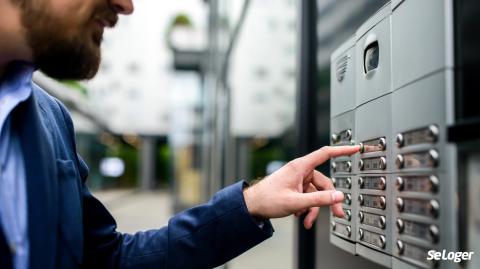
[336,55,349,82]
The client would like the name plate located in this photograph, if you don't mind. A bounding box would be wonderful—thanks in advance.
[359,176,386,190]
[333,177,352,189]
[360,157,387,171]
[332,160,352,173]
[399,219,439,243]
[397,125,438,148]
[360,137,386,153]
[360,194,386,209]
[360,211,386,229]
[400,242,437,267]
[360,229,386,249]
[399,198,439,218]
[332,222,352,239]
[332,129,353,145]
[403,151,438,169]
[397,175,439,193]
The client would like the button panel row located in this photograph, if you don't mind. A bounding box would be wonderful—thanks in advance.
[330,123,444,267]
[394,125,441,268]
[330,127,356,242]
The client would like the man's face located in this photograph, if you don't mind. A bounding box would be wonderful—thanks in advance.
[18,0,129,80]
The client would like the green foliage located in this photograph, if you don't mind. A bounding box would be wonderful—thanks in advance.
[156,143,171,186]
[60,80,88,96]
[250,140,287,178]
[171,13,193,27]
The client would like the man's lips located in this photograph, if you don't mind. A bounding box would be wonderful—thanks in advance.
[96,18,111,28]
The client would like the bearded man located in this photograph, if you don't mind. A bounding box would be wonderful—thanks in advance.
[0,0,358,268]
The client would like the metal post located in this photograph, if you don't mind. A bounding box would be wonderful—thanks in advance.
[236,137,251,181]
[295,0,318,268]
[140,136,156,190]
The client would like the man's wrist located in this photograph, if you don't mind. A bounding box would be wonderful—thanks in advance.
[243,181,262,219]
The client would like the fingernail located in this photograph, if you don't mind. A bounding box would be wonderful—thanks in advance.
[331,191,344,203]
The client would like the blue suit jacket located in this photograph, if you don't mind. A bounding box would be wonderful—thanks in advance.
[0,85,273,268]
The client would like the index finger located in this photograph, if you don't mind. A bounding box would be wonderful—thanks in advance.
[302,145,360,170]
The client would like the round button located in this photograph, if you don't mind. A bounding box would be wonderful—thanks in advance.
[346,130,352,141]
[379,157,387,170]
[345,193,352,205]
[358,229,364,240]
[395,176,404,191]
[359,143,365,153]
[396,133,404,148]
[380,196,386,210]
[358,159,364,171]
[428,125,439,142]
[331,177,337,187]
[358,212,364,223]
[396,219,404,233]
[378,137,387,151]
[395,154,404,169]
[396,197,404,212]
[346,177,352,189]
[429,175,439,193]
[378,177,387,190]
[379,216,386,229]
[397,240,405,255]
[379,235,386,249]
[358,195,364,206]
[429,225,440,243]
[345,226,352,237]
[346,161,352,172]
[430,200,440,218]
[331,134,339,144]
[345,210,352,221]
[428,149,439,167]
[331,162,337,173]
[358,177,364,189]
[331,221,336,231]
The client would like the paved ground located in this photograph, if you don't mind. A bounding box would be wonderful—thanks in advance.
[94,189,295,269]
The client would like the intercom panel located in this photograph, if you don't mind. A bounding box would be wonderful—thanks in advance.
[329,1,460,268]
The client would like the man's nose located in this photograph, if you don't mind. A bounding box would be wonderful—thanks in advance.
[109,0,134,15]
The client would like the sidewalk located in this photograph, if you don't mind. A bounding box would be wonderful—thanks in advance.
[93,189,294,269]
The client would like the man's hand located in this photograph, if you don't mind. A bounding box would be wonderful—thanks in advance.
[243,145,359,229]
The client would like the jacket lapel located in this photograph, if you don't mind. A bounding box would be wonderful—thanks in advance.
[14,92,58,269]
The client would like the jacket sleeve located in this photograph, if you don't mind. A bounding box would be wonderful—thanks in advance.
[52,96,274,268]
[80,169,274,269]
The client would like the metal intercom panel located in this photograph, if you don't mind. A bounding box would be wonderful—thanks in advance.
[329,1,467,268]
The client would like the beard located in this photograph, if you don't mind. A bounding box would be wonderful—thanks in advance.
[19,1,117,80]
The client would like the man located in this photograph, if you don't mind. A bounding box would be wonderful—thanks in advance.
[0,0,359,268]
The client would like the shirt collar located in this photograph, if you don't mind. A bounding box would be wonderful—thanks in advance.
[0,61,35,102]
[0,62,35,132]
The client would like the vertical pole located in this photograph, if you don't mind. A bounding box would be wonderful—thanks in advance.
[295,0,318,268]
[140,136,156,190]
[237,137,251,181]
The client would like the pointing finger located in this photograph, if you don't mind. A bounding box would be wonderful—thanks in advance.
[301,145,360,171]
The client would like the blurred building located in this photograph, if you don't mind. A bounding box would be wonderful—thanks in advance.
[229,0,297,137]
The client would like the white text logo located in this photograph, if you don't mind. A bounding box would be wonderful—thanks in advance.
[427,250,474,263]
